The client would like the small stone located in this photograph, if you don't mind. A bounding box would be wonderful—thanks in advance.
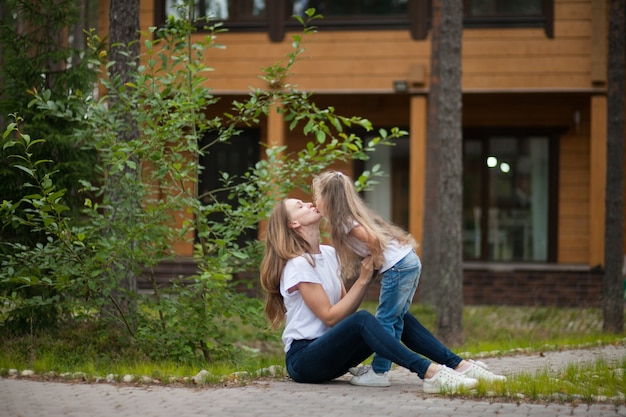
[256,365,284,377]
[20,370,34,377]
[192,370,210,384]
[122,374,134,383]
[106,374,117,383]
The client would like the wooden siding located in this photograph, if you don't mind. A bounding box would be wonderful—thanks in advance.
[131,0,602,96]
[141,0,599,94]
[462,0,593,91]
[558,115,593,264]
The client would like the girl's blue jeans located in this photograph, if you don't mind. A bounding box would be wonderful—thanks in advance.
[372,250,421,374]
[285,310,462,383]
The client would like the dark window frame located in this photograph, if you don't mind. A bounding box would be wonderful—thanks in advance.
[154,0,430,42]
[154,0,553,42]
[197,128,261,247]
[463,127,562,263]
[462,0,554,38]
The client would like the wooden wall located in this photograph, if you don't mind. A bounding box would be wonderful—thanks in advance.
[463,0,594,91]
[159,0,597,94]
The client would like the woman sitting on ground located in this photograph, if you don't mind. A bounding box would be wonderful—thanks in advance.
[259,198,505,393]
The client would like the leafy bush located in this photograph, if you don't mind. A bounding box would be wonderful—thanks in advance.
[0,9,406,362]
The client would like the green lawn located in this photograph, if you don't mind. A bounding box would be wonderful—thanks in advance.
[1,303,624,402]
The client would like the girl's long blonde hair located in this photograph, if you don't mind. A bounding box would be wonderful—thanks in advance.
[259,200,316,328]
[312,170,416,280]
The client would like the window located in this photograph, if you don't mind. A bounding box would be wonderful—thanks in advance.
[156,0,553,41]
[290,0,409,25]
[463,130,558,262]
[463,0,553,37]
[361,134,411,231]
[158,0,267,31]
[198,129,260,247]
[156,0,429,41]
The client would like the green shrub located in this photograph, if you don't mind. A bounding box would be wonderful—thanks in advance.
[1,9,405,363]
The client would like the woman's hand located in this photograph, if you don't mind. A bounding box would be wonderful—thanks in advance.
[357,255,376,284]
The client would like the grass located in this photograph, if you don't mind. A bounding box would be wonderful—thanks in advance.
[469,356,626,406]
[1,303,625,403]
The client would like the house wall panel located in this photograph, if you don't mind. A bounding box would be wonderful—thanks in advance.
[556,1,592,19]
[183,1,596,93]
[559,132,591,263]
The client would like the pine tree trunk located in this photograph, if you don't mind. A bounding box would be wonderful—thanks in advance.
[419,0,442,306]
[434,0,464,346]
[603,0,625,333]
[105,0,140,320]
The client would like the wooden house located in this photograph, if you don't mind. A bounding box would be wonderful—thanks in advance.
[99,0,625,307]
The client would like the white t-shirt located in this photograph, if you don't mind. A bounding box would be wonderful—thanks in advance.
[280,245,343,352]
[345,222,412,273]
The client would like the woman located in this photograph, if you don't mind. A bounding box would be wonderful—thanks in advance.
[259,198,505,393]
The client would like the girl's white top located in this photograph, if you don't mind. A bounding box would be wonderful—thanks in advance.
[345,222,412,273]
[280,245,342,352]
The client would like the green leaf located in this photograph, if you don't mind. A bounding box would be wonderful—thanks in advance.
[316,130,326,143]
[3,123,16,139]
[13,165,34,177]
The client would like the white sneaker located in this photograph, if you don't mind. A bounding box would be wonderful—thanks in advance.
[423,365,478,394]
[348,365,371,376]
[463,359,507,382]
[349,367,390,387]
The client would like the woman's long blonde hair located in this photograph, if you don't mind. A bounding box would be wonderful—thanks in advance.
[312,170,416,280]
[259,200,316,328]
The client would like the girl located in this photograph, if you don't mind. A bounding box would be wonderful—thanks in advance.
[312,171,505,386]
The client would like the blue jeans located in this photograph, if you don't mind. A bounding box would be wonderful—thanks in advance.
[285,310,462,383]
[371,250,421,374]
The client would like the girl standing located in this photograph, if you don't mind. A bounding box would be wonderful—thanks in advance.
[312,171,505,386]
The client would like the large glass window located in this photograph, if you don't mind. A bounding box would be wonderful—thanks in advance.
[198,129,260,246]
[157,0,427,40]
[165,0,266,20]
[292,0,408,18]
[463,133,555,262]
[465,0,543,18]
[160,0,267,30]
[157,0,552,40]
[362,134,411,231]
[463,0,552,37]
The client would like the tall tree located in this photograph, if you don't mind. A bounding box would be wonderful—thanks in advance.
[603,0,625,333]
[419,0,443,308]
[105,0,141,317]
[421,0,464,346]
